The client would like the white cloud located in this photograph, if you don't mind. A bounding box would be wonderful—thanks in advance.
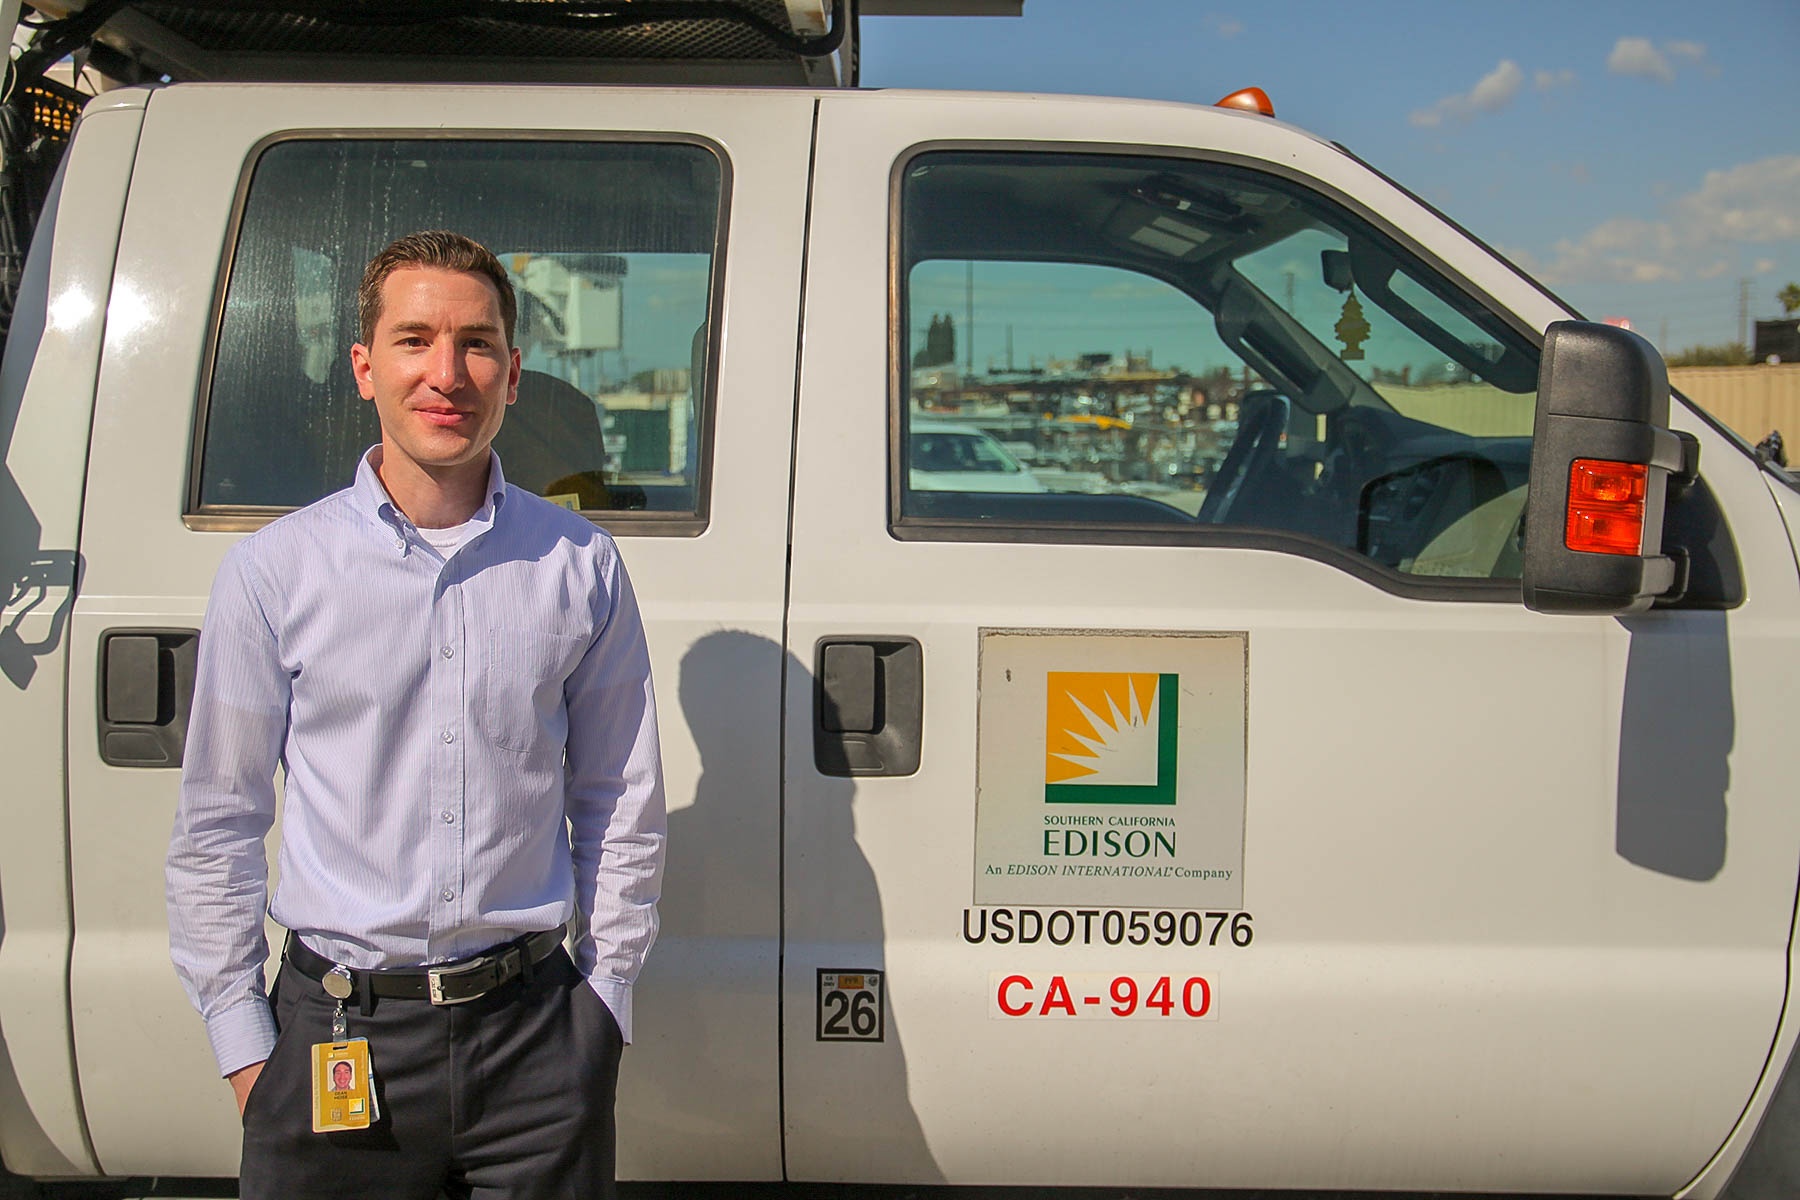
[1469,59,1524,109]
[1673,157,1800,242]
[1534,68,1576,92]
[1527,155,1800,286]
[1409,59,1524,128]
[1537,215,1681,283]
[1608,37,1674,83]
[1752,258,1777,275]
[1205,13,1244,38]
[1607,37,1714,84]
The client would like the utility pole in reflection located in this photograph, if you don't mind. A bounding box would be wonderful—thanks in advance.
[965,260,975,381]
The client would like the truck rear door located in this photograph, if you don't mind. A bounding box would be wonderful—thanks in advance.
[780,89,1800,1194]
[64,82,812,1179]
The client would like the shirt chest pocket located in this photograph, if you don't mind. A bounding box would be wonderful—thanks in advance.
[479,628,590,753]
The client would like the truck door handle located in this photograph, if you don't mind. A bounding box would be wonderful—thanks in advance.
[813,638,921,777]
[98,628,199,767]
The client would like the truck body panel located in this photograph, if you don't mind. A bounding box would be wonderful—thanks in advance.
[778,89,1800,1194]
[1,79,1796,1195]
[0,93,147,1179]
[59,83,813,1179]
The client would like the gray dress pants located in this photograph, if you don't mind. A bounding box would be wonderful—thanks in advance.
[239,946,622,1200]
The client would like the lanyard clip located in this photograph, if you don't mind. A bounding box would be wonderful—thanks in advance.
[323,965,353,1001]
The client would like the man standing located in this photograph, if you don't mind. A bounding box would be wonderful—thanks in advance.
[167,231,665,1199]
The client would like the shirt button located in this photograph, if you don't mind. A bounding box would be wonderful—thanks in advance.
[441,730,454,744]
[441,645,454,659]
[440,810,454,824]
[440,888,455,902]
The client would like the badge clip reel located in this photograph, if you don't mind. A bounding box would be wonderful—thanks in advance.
[311,965,378,1132]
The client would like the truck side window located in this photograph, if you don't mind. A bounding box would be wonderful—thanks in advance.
[196,138,724,527]
[895,151,1541,582]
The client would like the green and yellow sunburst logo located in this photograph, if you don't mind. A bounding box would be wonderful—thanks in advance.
[1044,671,1179,805]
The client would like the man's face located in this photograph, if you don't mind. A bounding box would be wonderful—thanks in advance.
[351,267,520,475]
[332,1062,352,1089]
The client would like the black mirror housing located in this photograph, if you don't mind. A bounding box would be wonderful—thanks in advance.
[1522,320,1692,615]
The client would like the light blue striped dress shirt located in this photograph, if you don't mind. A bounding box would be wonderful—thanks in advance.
[168,449,666,1077]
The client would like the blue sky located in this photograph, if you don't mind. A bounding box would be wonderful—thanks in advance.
[861,0,1799,355]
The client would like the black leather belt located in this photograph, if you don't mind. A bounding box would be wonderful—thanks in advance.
[284,926,565,1006]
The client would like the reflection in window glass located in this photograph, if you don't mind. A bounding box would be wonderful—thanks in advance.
[1235,232,1530,438]
[199,139,721,520]
[907,260,1233,514]
[898,151,1540,580]
[292,248,337,386]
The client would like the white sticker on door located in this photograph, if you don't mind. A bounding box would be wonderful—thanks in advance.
[974,630,1246,908]
[816,969,886,1042]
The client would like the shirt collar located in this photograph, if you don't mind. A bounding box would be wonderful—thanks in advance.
[353,445,509,538]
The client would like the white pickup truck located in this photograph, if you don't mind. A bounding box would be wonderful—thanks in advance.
[3,4,1800,1197]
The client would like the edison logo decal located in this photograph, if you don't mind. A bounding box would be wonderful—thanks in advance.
[976,633,1244,907]
[1044,672,1179,805]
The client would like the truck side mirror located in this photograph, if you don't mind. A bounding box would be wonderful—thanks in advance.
[1522,321,1698,614]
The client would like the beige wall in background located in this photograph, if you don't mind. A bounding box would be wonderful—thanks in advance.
[1670,365,1800,445]
[1380,383,1535,437]
[1374,369,1800,446]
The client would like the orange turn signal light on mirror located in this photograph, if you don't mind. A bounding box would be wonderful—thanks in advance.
[1565,459,1648,556]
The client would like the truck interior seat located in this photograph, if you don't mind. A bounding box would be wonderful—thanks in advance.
[493,369,609,499]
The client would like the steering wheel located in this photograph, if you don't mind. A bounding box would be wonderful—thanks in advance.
[1317,404,1391,506]
[1199,389,1290,524]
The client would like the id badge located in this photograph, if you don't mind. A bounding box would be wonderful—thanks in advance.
[310,1038,377,1132]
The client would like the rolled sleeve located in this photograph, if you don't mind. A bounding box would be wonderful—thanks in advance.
[206,997,280,1080]
[167,546,288,1077]
[563,548,666,1045]
[586,976,633,1043]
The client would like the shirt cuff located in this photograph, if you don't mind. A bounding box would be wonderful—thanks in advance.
[586,976,633,1044]
[206,997,278,1078]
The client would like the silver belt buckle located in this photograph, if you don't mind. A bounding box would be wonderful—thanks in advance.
[427,956,491,1006]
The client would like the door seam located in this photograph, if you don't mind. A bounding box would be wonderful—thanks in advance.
[60,97,153,1181]
[774,93,824,1184]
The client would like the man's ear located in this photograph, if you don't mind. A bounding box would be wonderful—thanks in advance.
[351,343,376,400]
[506,346,521,406]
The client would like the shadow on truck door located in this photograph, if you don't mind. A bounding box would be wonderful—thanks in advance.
[0,208,82,693]
[0,537,80,691]
[663,631,939,1181]
[1615,611,1733,881]
[0,521,81,692]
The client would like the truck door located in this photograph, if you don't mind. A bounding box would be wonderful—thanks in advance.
[781,91,1800,1193]
[64,83,812,1179]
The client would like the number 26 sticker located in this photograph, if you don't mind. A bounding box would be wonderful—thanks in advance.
[817,969,885,1041]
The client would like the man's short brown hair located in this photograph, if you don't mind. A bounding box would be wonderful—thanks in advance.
[358,230,517,346]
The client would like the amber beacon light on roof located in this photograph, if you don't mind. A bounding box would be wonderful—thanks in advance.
[1213,87,1275,117]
